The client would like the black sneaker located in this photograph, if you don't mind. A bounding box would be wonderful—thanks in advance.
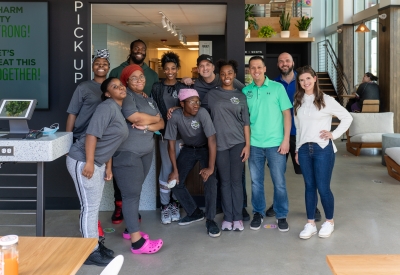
[242,208,250,221]
[84,246,114,267]
[265,204,276,217]
[178,209,204,225]
[98,239,114,257]
[277,218,289,232]
[250,212,263,230]
[315,208,321,222]
[206,219,221,238]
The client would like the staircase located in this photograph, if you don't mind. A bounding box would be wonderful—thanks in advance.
[316,72,340,130]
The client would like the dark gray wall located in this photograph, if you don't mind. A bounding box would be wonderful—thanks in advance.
[0,0,245,209]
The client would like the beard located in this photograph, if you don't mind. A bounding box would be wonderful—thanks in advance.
[130,52,146,64]
[279,64,294,76]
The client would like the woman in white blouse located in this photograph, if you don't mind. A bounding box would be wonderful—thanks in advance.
[293,66,352,240]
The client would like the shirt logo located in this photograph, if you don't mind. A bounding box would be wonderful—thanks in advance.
[246,91,253,99]
[148,102,156,109]
[230,97,240,104]
[191,120,200,130]
[172,90,178,99]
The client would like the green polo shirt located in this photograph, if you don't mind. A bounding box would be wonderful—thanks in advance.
[242,76,292,148]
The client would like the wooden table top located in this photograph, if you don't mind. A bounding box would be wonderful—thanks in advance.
[19,236,97,275]
[326,255,400,275]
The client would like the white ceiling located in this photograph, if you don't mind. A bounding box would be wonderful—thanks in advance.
[92,4,227,49]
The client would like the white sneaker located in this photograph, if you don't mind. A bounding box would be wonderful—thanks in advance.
[160,204,172,224]
[299,223,317,239]
[169,202,180,222]
[318,221,334,238]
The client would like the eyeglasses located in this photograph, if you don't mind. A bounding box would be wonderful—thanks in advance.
[129,75,145,83]
[184,100,201,106]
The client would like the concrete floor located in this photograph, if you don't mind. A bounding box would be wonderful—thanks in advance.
[1,142,399,275]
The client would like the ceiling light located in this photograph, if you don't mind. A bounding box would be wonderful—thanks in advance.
[161,16,167,28]
[157,48,170,50]
[188,48,199,51]
[159,11,185,40]
[186,42,199,46]
[355,22,370,32]
[378,13,387,20]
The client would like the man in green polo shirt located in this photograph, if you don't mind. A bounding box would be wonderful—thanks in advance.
[242,56,292,232]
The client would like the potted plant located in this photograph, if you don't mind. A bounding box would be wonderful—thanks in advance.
[295,15,314,38]
[258,26,276,38]
[245,4,259,38]
[279,11,291,38]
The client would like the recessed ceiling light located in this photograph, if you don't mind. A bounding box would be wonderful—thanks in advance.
[186,42,199,46]
[188,48,199,50]
[157,48,170,50]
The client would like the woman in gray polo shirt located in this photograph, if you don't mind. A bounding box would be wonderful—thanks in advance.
[203,59,250,232]
[66,77,129,266]
[113,64,164,254]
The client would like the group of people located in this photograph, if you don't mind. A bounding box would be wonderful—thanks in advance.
[65,38,354,267]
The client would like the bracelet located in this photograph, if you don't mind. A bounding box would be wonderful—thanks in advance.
[144,125,149,133]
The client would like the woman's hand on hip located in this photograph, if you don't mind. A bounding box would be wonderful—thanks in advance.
[319,130,333,140]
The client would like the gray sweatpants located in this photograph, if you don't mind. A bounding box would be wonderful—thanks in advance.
[112,150,153,233]
[66,156,105,251]
[159,139,182,205]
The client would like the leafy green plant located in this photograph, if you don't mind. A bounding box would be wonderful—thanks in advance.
[245,4,259,30]
[295,16,314,31]
[5,101,29,117]
[279,12,291,31]
[258,26,276,38]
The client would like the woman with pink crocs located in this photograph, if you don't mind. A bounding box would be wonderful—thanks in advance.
[112,64,164,254]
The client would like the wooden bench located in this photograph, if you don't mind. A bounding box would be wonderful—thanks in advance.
[327,255,400,274]
[384,147,400,181]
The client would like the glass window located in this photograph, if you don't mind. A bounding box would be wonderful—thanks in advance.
[325,0,339,26]
[354,18,378,86]
[354,0,379,14]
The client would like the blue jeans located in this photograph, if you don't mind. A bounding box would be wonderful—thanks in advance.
[248,146,288,218]
[298,141,335,220]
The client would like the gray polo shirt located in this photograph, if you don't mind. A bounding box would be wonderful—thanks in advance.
[164,107,216,147]
[118,88,160,155]
[194,73,245,101]
[203,87,250,151]
[68,99,129,166]
[67,80,102,139]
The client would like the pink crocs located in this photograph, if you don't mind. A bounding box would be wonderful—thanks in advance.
[122,229,149,240]
[130,239,163,254]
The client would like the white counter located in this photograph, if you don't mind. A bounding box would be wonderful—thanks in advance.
[0,132,72,162]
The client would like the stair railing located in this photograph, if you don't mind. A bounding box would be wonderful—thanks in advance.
[317,39,351,104]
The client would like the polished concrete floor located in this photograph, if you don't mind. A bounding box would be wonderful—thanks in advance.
[1,142,399,275]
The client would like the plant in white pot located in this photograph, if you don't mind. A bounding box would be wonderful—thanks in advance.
[245,4,259,38]
[279,12,291,38]
[295,15,314,38]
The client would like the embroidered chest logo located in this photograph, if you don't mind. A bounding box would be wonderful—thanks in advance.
[148,102,156,109]
[191,120,200,130]
[172,90,178,99]
[230,97,240,104]
[246,91,253,99]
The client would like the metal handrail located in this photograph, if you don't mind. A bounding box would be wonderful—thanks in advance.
[317,39,351,105]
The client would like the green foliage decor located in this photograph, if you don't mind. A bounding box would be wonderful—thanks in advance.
[245,4,259,30]
[295,16,314,31]
[258,26,276,38]
[279,12,291,31]
[5,101,29,117]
